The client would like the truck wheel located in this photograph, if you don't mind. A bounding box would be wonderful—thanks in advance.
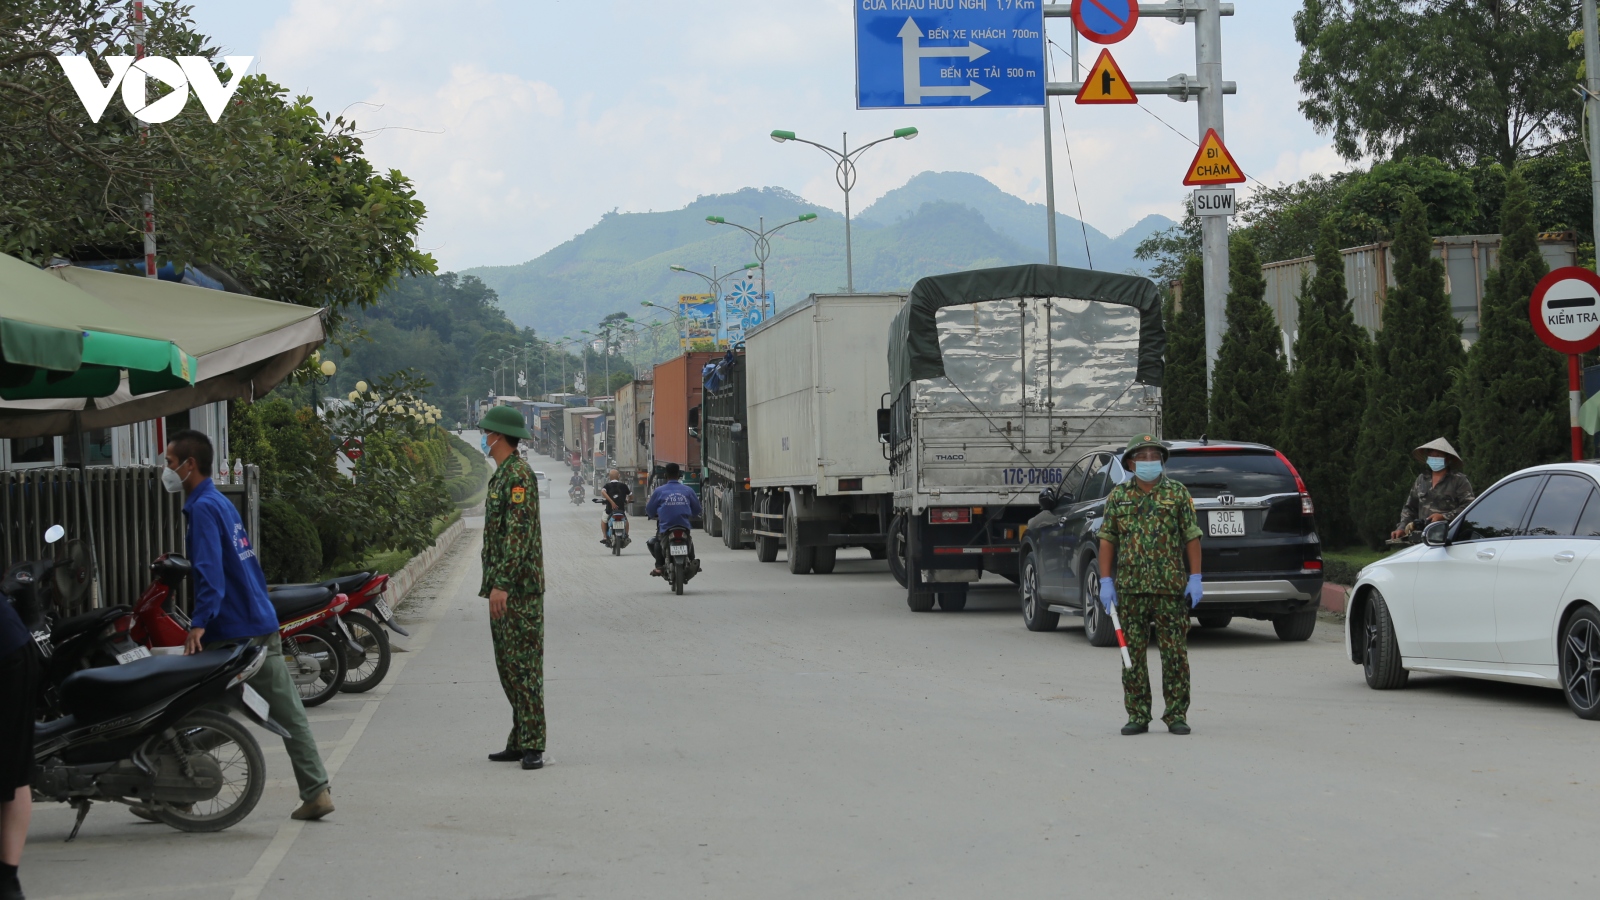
[907,588,935,612]
[785,504,814,574]
[812,546,837,574]
[706,488,723,539]
[1020,552,1060,632]
[868,546,887,560]
[1273,609,1318,642]
[937,588,967,612]
[887,514,909,587]
[725,493,746,550]
[1081,557,1118,647]
[754,494,779,562]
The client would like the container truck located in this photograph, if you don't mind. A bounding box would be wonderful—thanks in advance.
[528,402,565,459]
[745,293,907,574]
[613,379,654,515]
[562,406,602,474]
[650,352,721,506]
[699,350,750,547]
[883,264,1164,612]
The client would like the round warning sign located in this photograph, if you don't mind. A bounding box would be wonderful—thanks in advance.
[1530,267,1600,355]
[1072,0,1138,45]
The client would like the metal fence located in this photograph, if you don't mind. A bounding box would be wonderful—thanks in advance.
[1,465,259,615]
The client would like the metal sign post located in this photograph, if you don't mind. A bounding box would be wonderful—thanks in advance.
[1530,267,1600,460]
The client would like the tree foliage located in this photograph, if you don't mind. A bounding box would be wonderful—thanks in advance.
[1295,0,1580,168]
[1208,235,1289,444]
[1163,255,1209,439]
[1280,218,1371,545]
[1348,193,1465,546]
[1458,168,1568,487]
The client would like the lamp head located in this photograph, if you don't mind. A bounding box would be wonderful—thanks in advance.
[319,360,337,377]
[743,263,759,270]
[770,129,795,143]
[894,126,919,140]
[798,213,818,222]
[670,265,686,272]
[706,216,725,224]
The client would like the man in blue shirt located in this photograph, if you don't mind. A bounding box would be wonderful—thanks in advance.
[168,429,333,821]
[645,463,701,576]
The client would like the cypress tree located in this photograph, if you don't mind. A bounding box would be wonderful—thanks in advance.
[1347,192,1465,547]
[1208,234,1289,443]
[1280,217,1370,546]
[1458,168,1567,487]
[1163,254,1209,439]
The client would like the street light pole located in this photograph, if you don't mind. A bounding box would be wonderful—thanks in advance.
[771,127,918,293]
[706,213,818,317]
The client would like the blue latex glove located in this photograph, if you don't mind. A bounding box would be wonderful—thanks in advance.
[1184,574,1204,608]
[1099,576,1117,611]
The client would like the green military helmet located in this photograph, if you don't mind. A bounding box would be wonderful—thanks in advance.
[478,405,531,439]
[1120,433,1168,468]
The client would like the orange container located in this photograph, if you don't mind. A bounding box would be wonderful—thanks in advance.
[651,352,720,469]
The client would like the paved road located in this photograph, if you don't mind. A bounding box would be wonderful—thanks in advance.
[25,478,1600,899]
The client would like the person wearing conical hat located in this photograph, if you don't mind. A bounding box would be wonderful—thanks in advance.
[1390,438,1476,541]
[1097,434,1203,736]
[477,405,547,770]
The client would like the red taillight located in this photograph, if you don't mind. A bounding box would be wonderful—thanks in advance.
[1303,559,1322,571]
[1274,450,1314,515]
[839,478,863,492]
[929,507,971,524]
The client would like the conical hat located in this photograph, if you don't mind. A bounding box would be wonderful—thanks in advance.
[1412,437,1462,468]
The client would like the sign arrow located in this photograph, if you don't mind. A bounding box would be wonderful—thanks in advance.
[919,82,992,100]
[899,17,992,105]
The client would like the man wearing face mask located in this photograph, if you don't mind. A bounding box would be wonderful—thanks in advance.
[165,429,333,820]
[1391,438,1475,541]
[1097,435,1203,736]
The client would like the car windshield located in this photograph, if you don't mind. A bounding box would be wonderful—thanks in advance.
[1166,450,1298,499]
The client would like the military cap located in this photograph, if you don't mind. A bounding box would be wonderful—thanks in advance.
[1120,433,1169,468]
[478,405,531,439]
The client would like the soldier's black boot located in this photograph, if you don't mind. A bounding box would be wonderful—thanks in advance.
[1120,721,1148,735]
[522,751,544,770]
[488,749,522,762]
[1167,720,1191,735]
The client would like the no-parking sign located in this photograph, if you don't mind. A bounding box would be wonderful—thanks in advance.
[1530,267,1600,355]
[1072,0,1138,45]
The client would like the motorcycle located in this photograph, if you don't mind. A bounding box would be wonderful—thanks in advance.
[569,483,586,506]
[657,525,700,595]
[270,571,407,694]
[127,554,356,707]
[594,498,630,555]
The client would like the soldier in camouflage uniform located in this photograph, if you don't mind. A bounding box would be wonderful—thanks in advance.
[1391,438,1475,541]
[477,406,547,770]
[1098,434,1204,736]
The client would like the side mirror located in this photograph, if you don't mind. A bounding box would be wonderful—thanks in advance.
[1422,520,1451,547]
[688,406,701,429]
[876,408,891,442]
[1037,489,1058,512]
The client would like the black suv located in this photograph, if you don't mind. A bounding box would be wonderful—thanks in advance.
[1017,440,1324,643]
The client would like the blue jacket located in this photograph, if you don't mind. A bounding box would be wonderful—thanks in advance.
[646,481,701,533]
[184,479,279,641]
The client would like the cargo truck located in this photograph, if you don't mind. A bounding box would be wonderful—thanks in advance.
[883,265,1164,612]
[562,405,602,475]
[745,293,907,574]
[650,352,721,506]
[528,402,565,459]
[699,350,751,547]
[613,379,654,515]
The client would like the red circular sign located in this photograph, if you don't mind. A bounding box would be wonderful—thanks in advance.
[1072,0,1139,45]
[1529,266,1600,355]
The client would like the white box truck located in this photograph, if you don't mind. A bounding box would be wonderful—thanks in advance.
[884,265,1165,611]
[745,293,906,574]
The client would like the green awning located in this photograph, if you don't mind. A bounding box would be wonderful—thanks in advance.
[0,317,81,372]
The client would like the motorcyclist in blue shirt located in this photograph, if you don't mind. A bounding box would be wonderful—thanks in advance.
[645,463,701,577]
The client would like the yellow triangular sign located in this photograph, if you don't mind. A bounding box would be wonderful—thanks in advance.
[1076,49,1137,105]
[1183,128,1246,185]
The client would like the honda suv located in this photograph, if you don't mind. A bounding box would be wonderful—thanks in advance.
[1017,440,1324,644]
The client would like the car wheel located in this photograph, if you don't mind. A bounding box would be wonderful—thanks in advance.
[1273,609,1318,642]
[1559,605,1600,720]
[1196,615,1232,629]
[1081,557,1117,647]
[1361,590,1409,690]
[1020,552,1060,632]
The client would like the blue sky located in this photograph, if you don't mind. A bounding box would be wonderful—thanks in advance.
[191,1,1345,271]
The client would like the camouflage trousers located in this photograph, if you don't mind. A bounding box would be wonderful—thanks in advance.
[1119,592,1190,726]
[491,594,545,753]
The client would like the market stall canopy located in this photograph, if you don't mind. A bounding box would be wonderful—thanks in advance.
[0,264,325,438]
[0,254,197,402]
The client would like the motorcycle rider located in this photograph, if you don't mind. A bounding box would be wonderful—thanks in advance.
[568,468,585,502]
[600,468,632,544]
[1390,438,1475,541]
[645,463,701,577]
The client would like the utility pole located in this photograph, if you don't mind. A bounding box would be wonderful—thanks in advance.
[1585,0,1600,267]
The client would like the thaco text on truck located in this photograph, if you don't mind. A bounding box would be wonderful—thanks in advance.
[746,293,907,574]
[884,265,1164,612]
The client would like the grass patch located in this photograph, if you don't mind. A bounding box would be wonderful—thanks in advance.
[1322,546,1395,585]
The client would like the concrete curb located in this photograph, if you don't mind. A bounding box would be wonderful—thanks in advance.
[388,517,467,607]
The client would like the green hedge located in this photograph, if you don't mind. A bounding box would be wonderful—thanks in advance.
[444,431,489,507]
[260,498,322,583]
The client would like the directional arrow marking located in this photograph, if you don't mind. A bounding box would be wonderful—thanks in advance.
[898,17,991,105]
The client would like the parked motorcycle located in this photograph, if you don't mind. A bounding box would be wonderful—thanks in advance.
[657,525,700,595]
[270,571,407,694]
[594,498,630,555]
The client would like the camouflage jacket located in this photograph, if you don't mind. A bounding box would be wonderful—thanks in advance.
[1100,476,1202,595]
[480,454,544,599]
[1399,470,1475,530]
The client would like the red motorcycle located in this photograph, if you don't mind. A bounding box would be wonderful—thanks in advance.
[125,554,355,707]
[269,571,407,694]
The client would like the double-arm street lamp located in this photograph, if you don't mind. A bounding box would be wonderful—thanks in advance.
[705,213,818,316]
[770,127,918,293]
[666,263,759,347]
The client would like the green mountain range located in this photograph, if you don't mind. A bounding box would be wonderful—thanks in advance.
[464,171,1173,338]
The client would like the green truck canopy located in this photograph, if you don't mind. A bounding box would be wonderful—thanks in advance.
[887,264,1166,395]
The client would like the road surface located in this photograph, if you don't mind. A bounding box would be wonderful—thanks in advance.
[24,475,1599,898]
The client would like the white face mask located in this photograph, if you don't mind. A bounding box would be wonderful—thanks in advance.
[161,462,186,493]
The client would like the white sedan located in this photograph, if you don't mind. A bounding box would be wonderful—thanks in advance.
[534,470,551,498]
[1347,462,1600,719]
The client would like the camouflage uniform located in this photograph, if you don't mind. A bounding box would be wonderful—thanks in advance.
[1398,471,1475,531]
[480,453,546,753]
[1099,475,1203,726]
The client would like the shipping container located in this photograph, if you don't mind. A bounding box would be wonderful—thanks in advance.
[699,351,751,547]
[649,353,721,503]
[528,402,565,459]
[613,379,654,515]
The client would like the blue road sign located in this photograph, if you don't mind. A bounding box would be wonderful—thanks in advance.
[1073,0,1138,45]
[856,1,1046,109]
